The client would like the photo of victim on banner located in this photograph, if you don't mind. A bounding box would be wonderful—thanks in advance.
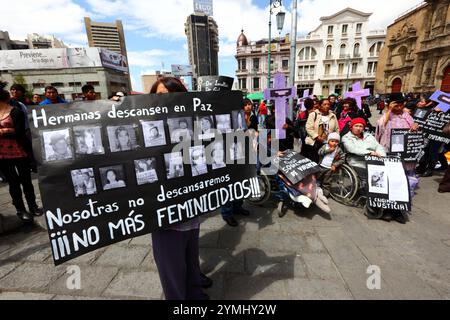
[29,91,259,265]
[389,129,425,163]
[273,150,321,185]
[365,156,411,211]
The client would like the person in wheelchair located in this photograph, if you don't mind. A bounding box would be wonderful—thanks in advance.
[341,118,407,223]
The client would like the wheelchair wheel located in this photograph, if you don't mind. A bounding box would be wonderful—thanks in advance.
[329,164,359,205]
[246,174,271,206]
[364,205,384,219]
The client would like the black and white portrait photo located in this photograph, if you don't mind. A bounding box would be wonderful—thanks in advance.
[165,152,184,180]
[107,125,139,152]
[414,108,429,119]
[367,165,388,195]
[141,120,167,148]
[230,141,245,161]
[209,141,226,170]
[70,168,97,197]
[99,165,127,191]
[190,146,208,177]
[196,115,215,140]
[42,129,73,162]
[167,117,194,144]
[391,135,405,153]
[232,110,247,131]
[134,158,158,185]
[73,126,105,155]
[215,114,232,133]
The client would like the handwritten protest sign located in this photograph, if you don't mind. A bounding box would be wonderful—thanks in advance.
[415,110,450,144]
[30,91,259,265]
[389,129,425,163]
[197,76,234,92]
[365,156,411,212]
[273,150,320,185]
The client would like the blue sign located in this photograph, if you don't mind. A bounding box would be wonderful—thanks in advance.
[430,91,450,113]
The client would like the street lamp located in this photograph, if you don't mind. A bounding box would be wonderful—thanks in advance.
[267,0,285,89]
[345,54,351,92]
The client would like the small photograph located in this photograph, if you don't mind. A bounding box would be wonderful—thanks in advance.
[134,158,158,185]
[73,126,105,155]
[167,117,194,144]
[165,152,184,179]
[42,129,73,162]
[368,165,388,195]
[107,125,139,152]
[196,115,215,140]
[141,120,167,148]
[391,135,405,153]
[232,110,247,131]
[210,141,226,170]
[190,146,208,177]
[70,168,97,197]
[215,114,232,133]
[230,141,245,161]
[414,108,429,119]
[99,165,127,191]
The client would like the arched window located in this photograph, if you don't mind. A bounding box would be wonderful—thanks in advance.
[340,44,347,57]
[299,47,317,61]
[326,45,332,58]
[353,43,360,57]
[369,42,384,57]
[397,46,408,65]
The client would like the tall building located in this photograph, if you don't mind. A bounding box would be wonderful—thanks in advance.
[294,7,386,97]
[0,31,66,50]
[235,30,291,94]
[376,0,450,94]
[185,14,219,87]
[84,17,128,57]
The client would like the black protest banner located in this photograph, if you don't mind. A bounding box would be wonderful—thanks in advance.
[389,129,425,163]
[365,156,411,212]
[273,150,320,185]
[197,76,234,92]
[30,91,259,265]
[416,110,450,144]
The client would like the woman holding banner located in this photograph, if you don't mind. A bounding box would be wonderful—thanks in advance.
[149,77,210,300]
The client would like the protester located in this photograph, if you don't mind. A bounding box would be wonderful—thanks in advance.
[32,94,42,105]
[337,98,372,135]
[258,100,268,129]
[317,132,346,197]
[0,82,43,222]
[111,91,125,102]
[9,84,31,135]
[295,98,315,154]
[82,84,97,101]
[149,77,210,300]
[305,98,339,163]
[39,86,67,105]
[375,93,420,196]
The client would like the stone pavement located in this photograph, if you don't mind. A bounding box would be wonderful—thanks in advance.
[0,172,449,300]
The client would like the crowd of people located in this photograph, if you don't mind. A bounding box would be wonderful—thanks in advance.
[0,77,449,301]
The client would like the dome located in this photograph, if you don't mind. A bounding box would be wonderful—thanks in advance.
[237,29,248,46]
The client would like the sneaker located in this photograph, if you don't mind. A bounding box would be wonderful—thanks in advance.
[314,197,331,214]
[223,216,238,227]
[29,205,44,217]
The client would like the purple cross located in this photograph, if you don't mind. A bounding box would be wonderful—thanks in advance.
[344,82,370,110]
[299,89,313,111]
[264,72,296,139]
[430,91,450,113]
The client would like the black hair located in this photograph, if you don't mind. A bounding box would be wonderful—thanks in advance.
[150,77,188,93]
[319,98,330,106]
[10,84,26,93]
[243,98,252,106]
[82,84,95,94]
[304,98,315,111]
[45,86,58,93]
[0,81,10,102]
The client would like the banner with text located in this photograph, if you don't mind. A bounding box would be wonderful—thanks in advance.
[30,91,258,265]
[389,129,425,163]
[274,150,320,185]
[415,110,450,144]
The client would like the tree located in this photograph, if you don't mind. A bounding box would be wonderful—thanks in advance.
[13,74,33,99]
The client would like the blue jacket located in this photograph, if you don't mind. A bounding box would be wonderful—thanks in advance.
[39,97,67,105]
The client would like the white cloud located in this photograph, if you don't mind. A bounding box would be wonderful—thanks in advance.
[128,49,186,68]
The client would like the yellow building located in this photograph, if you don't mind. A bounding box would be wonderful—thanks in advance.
[376,0,450,94]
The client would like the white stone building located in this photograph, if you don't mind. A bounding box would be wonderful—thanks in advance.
[295,8,386,97]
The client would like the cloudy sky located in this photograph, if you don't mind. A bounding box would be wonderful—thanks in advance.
[3,0,421,91]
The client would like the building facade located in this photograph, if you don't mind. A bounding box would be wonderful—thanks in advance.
[185,14,219,87]
[295,8,386,97]
[0,31,66,50]
[376,0,450,94]
[235,30,291,94]
[84,17,128,57]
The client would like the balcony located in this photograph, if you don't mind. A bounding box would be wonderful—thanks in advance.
[324,55,334,60]
[353,53,361,58]
[298,74,316,80]
[236,69,249,75]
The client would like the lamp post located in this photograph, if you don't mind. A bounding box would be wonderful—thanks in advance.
[267,0,285,90]
[345,54,351,92]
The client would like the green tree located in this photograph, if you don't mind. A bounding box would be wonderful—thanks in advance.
[13,74,33,99]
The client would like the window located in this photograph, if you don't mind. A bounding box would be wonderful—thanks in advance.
[253,58,260,71]
[356,23,362,34]
[239,78,247,90]
[342,24,348,35]
[367,62,378,74]
[240,59,246,70]
[338,63,345,75]
[32,83,45,89]
[51,82,64,87]
[353,43,360,57]
[325,64,331,75]
[253,77,260,90]
[298,66,304,77]
[86,81,100,86]
[282,59,289,69]
[351,63,358,74]
[340,44,347,58]
[369,42,384,57]
[328,26,334,35]
[69,82,82,87]
[326,45,332,58]
[299,47,317,61]
[298,65,315,79]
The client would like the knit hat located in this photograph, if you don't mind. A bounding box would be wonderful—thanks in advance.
[327,132,341,142]
[350,117,366,128]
